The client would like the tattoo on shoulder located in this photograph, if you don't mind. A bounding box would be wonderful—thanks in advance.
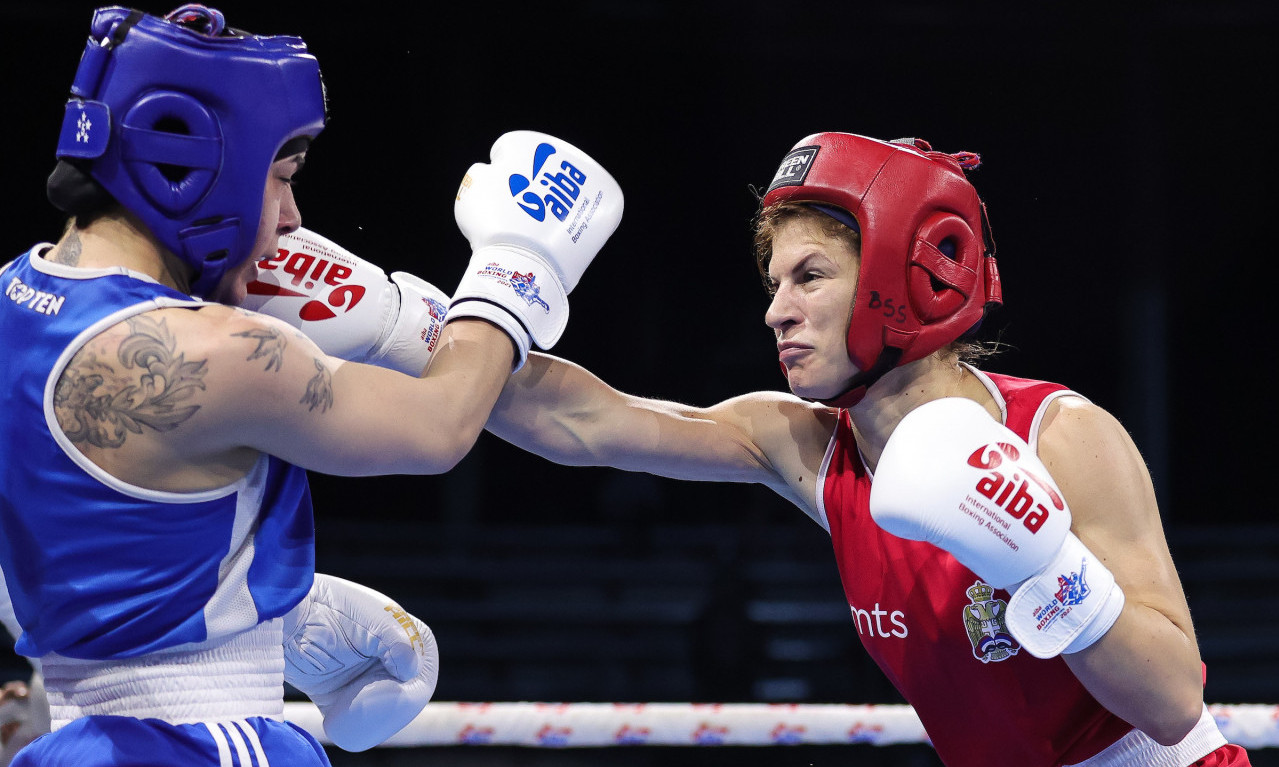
[54,314,208,448]
[233,326,287,372]
[300,358,333,413]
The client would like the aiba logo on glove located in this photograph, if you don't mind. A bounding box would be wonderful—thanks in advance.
[250,246,366,321]
[965,442,1064,534]
[508,141,589,223]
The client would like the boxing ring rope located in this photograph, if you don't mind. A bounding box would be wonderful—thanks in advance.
[282,701,1279,750]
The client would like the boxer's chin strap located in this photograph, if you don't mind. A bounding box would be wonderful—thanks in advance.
[817,347,902,410]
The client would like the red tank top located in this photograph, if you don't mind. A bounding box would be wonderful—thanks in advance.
[819,371,1134,767]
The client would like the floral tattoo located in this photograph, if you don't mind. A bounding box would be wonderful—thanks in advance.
[55,314,207,448]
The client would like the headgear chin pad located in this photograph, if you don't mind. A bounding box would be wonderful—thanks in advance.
[761,133,1002,407]
[50,5,328,297]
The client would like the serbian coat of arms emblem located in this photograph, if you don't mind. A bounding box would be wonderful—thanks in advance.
[962,580,1020,663]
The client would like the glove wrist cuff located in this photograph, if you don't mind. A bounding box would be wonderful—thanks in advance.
[445,300,530,371]
[366,272,449,376]
[1006,531,1125,658]
[455,246,568,345]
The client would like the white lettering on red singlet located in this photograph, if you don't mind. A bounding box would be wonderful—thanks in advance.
[849,602,908,639]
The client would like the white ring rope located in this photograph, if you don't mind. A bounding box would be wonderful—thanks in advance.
[282,702,1279,749]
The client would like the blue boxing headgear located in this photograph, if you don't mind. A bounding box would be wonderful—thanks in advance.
[50,5,327,297]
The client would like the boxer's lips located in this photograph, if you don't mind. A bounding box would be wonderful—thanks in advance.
[777,341,812,366]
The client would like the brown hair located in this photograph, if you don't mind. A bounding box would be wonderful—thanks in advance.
[752,202,860,294]
[943,339,1006,366]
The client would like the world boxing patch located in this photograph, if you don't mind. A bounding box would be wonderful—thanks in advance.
[766,145,820,194]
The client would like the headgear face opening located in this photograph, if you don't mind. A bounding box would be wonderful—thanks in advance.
[50,5,328,297]
[760,132,1002,408]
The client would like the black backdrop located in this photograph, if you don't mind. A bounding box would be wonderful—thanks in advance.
[3,1,1275,529]
[1,2,1276,762]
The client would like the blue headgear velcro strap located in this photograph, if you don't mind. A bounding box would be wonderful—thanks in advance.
[56,100,111,159]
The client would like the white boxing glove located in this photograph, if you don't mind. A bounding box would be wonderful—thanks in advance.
[242,228,449,376]
[284,574,439,752]
[869,397,1124,659]
[451,130,624,369]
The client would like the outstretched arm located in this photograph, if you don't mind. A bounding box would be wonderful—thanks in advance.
[486,352,836,513]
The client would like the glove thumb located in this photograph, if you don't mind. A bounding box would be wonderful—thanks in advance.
[374,604,427,683]
[318,575,423,682]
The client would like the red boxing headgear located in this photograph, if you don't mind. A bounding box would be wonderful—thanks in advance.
[761,133,1002,407]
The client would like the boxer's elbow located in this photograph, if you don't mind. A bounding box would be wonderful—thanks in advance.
[1143,693,1204,746]
[409,416,488,475]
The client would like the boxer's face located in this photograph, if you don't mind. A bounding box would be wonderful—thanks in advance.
[210,154,305,305]
[764,217,859,399]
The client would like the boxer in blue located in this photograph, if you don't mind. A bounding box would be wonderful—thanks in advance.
[0,5,623,764]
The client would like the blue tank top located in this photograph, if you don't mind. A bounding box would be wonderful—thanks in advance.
[0,247,314,660]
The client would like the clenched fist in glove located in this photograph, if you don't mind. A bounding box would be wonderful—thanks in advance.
[450,130,624,370]
[284,574,439,752]
[242,228,450,376]
[869,397,1125,659]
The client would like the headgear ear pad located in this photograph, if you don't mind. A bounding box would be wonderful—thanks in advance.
[119,90,222,215]
[908,210,983,324]
[761,133,1001,407]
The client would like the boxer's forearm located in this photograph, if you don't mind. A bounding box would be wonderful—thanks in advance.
[1064,602,1205,746]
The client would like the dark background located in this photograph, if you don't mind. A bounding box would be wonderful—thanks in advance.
[2,1,1276,764]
